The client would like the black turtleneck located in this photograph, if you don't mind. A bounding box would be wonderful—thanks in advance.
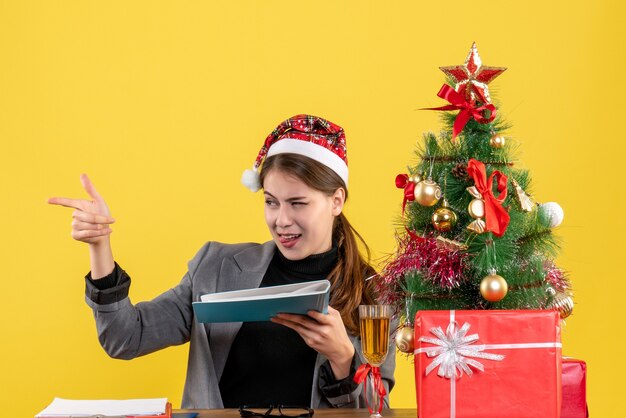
[219,246,339,408]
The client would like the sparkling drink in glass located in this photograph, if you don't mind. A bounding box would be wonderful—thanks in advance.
[358,305,391,418]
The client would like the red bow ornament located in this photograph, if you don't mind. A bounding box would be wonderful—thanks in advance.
[354,364,387,414]
[395,173,421,214]
[466,159,510,237]
[423,84,497,139]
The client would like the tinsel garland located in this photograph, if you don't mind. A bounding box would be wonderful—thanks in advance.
[544,260,570,292]
[377,232,470,306]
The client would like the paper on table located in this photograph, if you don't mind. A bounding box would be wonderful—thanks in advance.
[36,397,168,417]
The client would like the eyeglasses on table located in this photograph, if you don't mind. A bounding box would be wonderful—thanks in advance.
[238,405,314,417]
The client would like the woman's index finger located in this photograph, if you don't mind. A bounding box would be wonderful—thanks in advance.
[47,197,85,210]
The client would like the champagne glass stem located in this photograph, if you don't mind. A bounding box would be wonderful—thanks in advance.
[368,370,383,418]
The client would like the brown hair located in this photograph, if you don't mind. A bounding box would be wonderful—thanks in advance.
[259,153,377,335]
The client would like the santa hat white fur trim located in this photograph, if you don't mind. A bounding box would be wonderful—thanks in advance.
[266,138,348,186]
[242,138,349,192]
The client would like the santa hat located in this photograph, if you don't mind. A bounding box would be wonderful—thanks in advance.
[241,114,348,192]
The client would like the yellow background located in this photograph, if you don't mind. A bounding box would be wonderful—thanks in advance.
[1,1,624,416]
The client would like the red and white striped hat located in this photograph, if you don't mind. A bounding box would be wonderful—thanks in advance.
[241,114,348,192]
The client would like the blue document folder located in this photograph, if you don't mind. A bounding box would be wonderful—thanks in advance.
[192,279,331,323]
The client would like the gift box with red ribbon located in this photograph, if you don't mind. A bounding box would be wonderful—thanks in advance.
[561,358,588,418]
[414,310,562,418]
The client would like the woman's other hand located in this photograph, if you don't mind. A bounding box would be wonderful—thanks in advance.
[272,306,355,380]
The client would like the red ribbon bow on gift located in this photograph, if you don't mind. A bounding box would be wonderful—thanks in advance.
[395,174,416,214]
[467,158,510,237]
[423,84,497,139]
[354,364,386,414]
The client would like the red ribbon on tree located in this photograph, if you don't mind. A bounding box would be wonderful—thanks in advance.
[423,84,497,139]
[467,158,510,237]
[354,364,386,414]
[395,174,416,214]
[406,227,426,243]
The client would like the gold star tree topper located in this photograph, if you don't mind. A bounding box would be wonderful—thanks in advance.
[440,42,507,104]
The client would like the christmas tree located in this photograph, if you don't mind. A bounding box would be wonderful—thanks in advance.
[377,43,573,353]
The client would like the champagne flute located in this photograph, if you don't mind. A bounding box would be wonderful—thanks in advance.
[358,305,391,418]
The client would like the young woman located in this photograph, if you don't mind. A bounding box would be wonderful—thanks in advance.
[49,114,395,409]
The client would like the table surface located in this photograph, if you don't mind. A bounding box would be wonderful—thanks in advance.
[175,409,416,417]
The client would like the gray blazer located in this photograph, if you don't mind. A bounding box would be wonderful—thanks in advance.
[86,241,395,409]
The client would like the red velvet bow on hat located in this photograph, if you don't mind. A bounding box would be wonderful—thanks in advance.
[467,158,510,237]
[423,84,497,139]
[395,174,416,214]
[354,364,386,414]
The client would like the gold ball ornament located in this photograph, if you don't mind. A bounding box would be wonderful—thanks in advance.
[409,174,423,184]
[489,134,506,149]
[431,200,458,232]
[547,287,574,319]
[414,179,442,207]
[395,325,415,353]
[480,273,508,302]
[554,293,574,319]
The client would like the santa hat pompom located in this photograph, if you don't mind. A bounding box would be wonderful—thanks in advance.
[241,167,261,192]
